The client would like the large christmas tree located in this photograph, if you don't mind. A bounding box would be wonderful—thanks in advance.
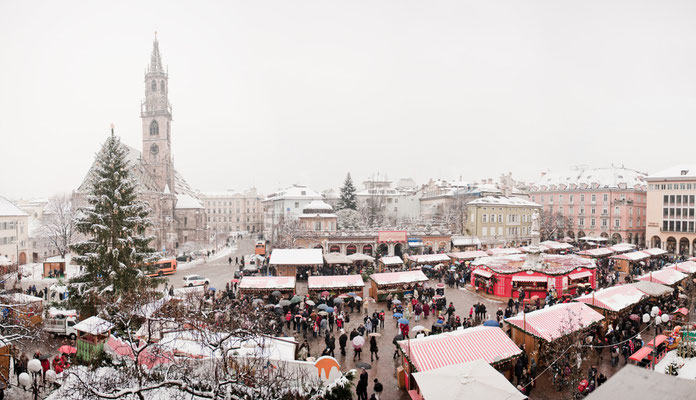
[337,173,358,210]
[69,129,159,315]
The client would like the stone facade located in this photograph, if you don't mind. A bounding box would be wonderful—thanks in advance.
[200,189,264,237]
[465,196,541,247]
[0,196,29,265]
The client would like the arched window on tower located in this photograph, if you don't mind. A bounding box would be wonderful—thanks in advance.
[150,120,159,136]
[161,80,165,92]
[151,80,157,91]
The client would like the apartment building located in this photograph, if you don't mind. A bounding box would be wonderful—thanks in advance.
[465,196,541,247]
[0,196,29,265]
[200,188,263,237]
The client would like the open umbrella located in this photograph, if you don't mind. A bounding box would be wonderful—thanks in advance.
[347,292,357,297]
[58,345,76,354]
[432,295,444,300]
[321,291,330,297]
[333,297,344,304]
[252,298,264,304]
[356,362,371,369]
[436,283,445,288]
[433,321,444,328]
[393,334,404,342]
[392,299,402,304]
[305,300,316,306]
[393,313,403,318]
[530,295,539,301]
[369,332,382,337]
[412,325,430,333]
[483,320,500,327]
[398,318,409,325]
[352,336,365,348]
[264,304,275,309]
[326,307,335,313]
[209,287,216,291]
[271,291,281,297]
[422,265,433,269]
[278,300,291,307]
[629,314,640,322]
[355,296,363,302]
[291,295,303,304]
[317,304,329,311]
[318,311,328,316]
[338,294,350,298]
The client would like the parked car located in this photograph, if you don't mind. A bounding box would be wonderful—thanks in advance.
[176,254,192,262]
[183,275,209,287]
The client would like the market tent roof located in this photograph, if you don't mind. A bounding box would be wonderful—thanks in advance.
[269,249,323,266]
[610,251,650,262]
[637,268,686,286]
[323,252,354,265]
[667,261,696,274]
[74,316,114,336]
[629,281,672,297]
[505,303,604,342]
[407,254,451,264]
[398,326,522,372]
[577,248,614,257]
[370,270,428,286]
[307,275,364,290]
[239,276,296,291]
[519,245,550,253]
[451,236,482,247]
[540,241,573,250]
[642,248,668,257]
[377,230,407,243]
[575,285,647,313]
[379,256,404,266]
[473,269,493,278]
[608,243,636,254]
[448,250,489,260]
[579,236,608,242]
[3,293,44,304]
[413,359,527,400]
[568,270,593,280]
[586,364,696,400]
[346,253,375,262]
[487,248,521,256]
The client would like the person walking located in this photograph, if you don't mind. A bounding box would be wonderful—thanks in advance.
[356,368,368,400]
[373,378,383,400]
[339,329,348,356]
[370,335,379,362]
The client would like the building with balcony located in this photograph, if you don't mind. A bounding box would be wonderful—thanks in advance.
[465,196,541,248]
[529,166,647,245]
[200,189,264,240]
[262,185,323,243]
[646,165,696,255]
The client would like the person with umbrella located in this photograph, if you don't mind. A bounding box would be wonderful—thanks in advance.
[392,333,403,359]
[339,329,348,356]
[369,335,379,362]
[328,310,335,331]
[353,335,365,361]
[356,368,368,400]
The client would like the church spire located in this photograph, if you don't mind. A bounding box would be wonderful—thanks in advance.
[150,32,163,73]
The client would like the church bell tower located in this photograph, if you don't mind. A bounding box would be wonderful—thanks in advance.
[141,33,174,193]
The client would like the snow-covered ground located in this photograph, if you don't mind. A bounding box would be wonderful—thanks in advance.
[655,349,696,379]
[176,244,237,271]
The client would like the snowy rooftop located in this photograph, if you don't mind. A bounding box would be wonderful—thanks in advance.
[0,196,29,217]
[265,185,322,201]
[73,316,114,336]
[269,249,324,266]
[471,253,595,275]
[530,166,647,191]
[467,196,540,207]
[302,200,333,211]
[648,164,696,180]
[175,193,204,209]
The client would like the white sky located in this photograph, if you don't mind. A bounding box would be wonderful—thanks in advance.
[2,1,696,199]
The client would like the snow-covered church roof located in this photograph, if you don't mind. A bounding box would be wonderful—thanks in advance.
[0,196,28,217]
[530,166,646,191]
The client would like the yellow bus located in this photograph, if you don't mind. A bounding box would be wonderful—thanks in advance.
[255,241,266,256]
[146,259,178,277]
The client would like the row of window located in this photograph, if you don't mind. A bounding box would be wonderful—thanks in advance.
[533,193,645,204]
[663,208,696,218]
[205,200,256,207]
[663,195,695,205]
[0,237,17,245]
[203,224,256,232]
[549,205,642,216]
[480,214,532,223]
[651,183,696,191]
[663,220,696,233]
[208,216,256,223]
[482,226,529,237]
[0,222,17,230]
[207,208,256,214]
[574,217,642,228]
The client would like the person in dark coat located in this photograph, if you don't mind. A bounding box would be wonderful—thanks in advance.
[339,330,348,356]
[370,336,379,362]
[356,368,368,400]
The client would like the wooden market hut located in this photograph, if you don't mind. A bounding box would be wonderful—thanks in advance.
[446,250,488,263]
[642,248,668,258]
[610,251,650,274]
[539,241,574,254]
[43,254,70,278]
[666,260,696,275]
[307,275,364,298]
[406,254,451,268]
[0,338,10,389]
[322,252,355,274]
[377,256,404,272]
[486,248,522,256]
[238,276,297,297]
[608,243,636,254]
[577,247,614,260]
[629,281,673,299]
[74,316,114,362]
[1,293,43,326]
[268,248,324,278]
[637,268,687,287]
[505,302,604,365]
[369,270,428,301]
[397,326,523,392]
[574,285,647,321]
[450,235,482,251]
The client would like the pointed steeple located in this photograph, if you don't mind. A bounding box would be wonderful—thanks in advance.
[150,32,163,73]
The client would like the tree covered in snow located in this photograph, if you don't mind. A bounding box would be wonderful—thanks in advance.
[68,130,159,316]
[336,173,357,211]
[335,209,364,230]
[40,193,79,258]
[539,210,571,241]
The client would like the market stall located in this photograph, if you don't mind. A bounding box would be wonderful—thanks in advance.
[608,243,636,254]
[397,326,523,391]
[629,281,673,298]
[610,251,650,274]
[307,275,364,297]
[577,247,614,259]
[238,276,297,297]
[667,260,696,275]
[486,248,521,256]
[269,248,324,278]
[539,240,573,254]
[369,270,428,301]
[574,285,647,318]
[637,268,687,287]
[406,254,451,267]
[642,248,668,258]
[378,256,404,272]
[346,253,375,263]
[447,250,488,262]
[505,302,604,365]
[0,293,43,326]
[74,316,114,362]
[323,252,354,266]
[469,253,596,299]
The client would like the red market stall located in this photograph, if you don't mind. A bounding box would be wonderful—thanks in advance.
[378,256,405,272]
[369,270,428,301]
[610,251,650,274]
[574,285,647,317]
[637,268,687,287]
[577,248,614,259]
[397,326,523,391]
[667,261,696,275]
[505,302,604,365]
[469,253,597,299]
[307,275,364,297]
[238,276,297,297]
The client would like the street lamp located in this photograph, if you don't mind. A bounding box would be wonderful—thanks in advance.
[20,358,42,399]
[642,306,670,370]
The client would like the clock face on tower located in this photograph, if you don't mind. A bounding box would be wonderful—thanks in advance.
[150,143,159,155]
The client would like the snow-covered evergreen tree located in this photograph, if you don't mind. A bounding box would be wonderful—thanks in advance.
[337,173,358,210]
[69,129,159,316]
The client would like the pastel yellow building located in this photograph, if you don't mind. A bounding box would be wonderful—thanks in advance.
[465,196,541,248]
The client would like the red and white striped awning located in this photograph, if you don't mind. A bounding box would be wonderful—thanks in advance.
[671,261,696,274]
[505,303,604,342]
[512,275,548,283]
[447,251,489,260]
[638,268,687,286]
[473,269,493,278]
[307,275,365,290]
[568,271,592,281]
[575,284,646,312]
[398,326,522,372]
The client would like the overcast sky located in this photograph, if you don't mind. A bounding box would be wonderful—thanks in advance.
[2,1,696,199]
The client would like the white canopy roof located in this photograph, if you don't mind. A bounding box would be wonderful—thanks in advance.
[323,252,354,265]
[413,359,527,400]
[370,270,428,286]
[73,316,114,336]
[451,236,482,247]
[379,256,404,265]
[346,253,375,262]
[269,249,324,266]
